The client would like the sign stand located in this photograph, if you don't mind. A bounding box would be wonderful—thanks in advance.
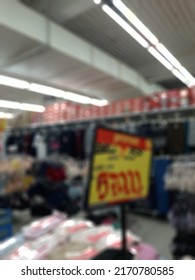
[88,126,153,260]
[121,204,127,259]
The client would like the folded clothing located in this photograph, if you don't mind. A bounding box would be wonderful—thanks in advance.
[23,211,66,239]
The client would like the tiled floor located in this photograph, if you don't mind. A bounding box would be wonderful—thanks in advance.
[13,210,174,259]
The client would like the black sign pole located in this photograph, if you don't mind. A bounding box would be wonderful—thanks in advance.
[121,204,127,259]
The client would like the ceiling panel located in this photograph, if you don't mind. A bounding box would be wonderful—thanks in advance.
[64,7,157,69]
[126,0,195,56]
[6,49,82,81]
[20,0,195,88]
[0,26,40,68]
[3,44,138,102]
[63,0,195,85]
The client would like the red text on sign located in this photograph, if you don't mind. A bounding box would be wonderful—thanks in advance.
[97,170,143,200]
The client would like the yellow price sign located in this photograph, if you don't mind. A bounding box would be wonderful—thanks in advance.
[87,127,153,208]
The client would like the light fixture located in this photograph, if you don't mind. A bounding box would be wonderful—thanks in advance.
[93,0,102,4]
[91,99,108,106]
[29,83,65,98]
[178,67,195,85]
[148,47,173,71]
[112,0,159,45]
[172,69,188,85]
[0,75,29,89]
[0,112,14,119]
[0,75,108,106]
[161,93,167,99]
[156,44,181,69]
[187,80,195,88]
[180,90,188,97]
[19,103,45,112]
[0,100,45,113]
[102,5,149,48]
[98,0,195,88]
[65,91,92,104]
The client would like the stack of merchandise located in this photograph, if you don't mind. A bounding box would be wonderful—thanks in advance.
[0,156,35,212]
[0,156,34,195]
[0,211,159,260]
[0,156,86,216]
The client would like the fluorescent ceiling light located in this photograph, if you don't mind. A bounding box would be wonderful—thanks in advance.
[187,81,195,87]
[156,44,181,69]
[0,112,14,119]
[93,0,102,4]
[102,1,195,87]
[19,103,45,112]
[0,75,29,89]
[161,93,167,99]
[112,0,159,45]
[91,99,108,106]
[172,69,187,85]
[102,5,149,48]
[0,75,108,107]
[0,100,23,110]
[148,47,173,71]
[0,100,45,113]
[65,91,92,104]
[178,67,195,84]
[29,83,65,98]
[30,83,108,106]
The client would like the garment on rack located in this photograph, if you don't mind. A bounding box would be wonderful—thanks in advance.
[60,130,75,157]
[119,122,137,134]
[137,123,152,137]
[0,132,7,159]
[164,160,195,193]
[84,124,95,158]
[5,134,19,155]
[150,123,168,155]
[171,232,195,259]
[73,129,85,160]
[166,122,187,154]
[46,131,61,155]
[33,133,47,160]
[22,132,35,155]
[169,193,195,233]
[188,120,195,149]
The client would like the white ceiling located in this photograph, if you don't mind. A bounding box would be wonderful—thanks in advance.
[22,0,195,88]
[1,0,195,114]
[63,0,195,88]
[0,25,142,105]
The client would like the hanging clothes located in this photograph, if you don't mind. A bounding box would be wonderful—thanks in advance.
[150,123,168,155]
[188,120,195,149]
[73,129,85,160]
[60,129,75,157]
[46,130,61,155]
[33,133,47,160]
[166,122,187,155]
[153,158,171,215]
[84,123,96,158]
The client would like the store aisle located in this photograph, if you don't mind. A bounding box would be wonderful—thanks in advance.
[128,214,174,259]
